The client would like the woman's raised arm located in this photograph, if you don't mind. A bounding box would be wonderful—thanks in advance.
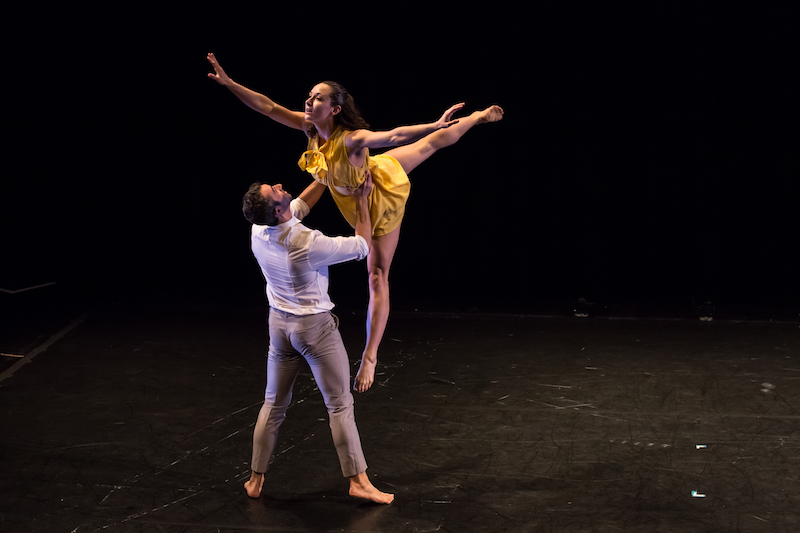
[207,52,306,131]
[345,103,465,151]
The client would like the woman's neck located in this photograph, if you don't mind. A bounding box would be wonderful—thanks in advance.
[314,119,337,142]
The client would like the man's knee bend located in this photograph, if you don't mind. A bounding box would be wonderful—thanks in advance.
[324,392,354,410]
[327,403,355,422]
[261,399,292,417]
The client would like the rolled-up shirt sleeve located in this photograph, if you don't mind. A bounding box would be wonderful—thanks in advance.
[307,233,369,269]
[290,198,310,220]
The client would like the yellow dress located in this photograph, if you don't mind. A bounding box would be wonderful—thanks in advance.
[297,127,410,237]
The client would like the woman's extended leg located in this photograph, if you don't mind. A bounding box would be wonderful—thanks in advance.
[354,227,400,393]
[386,105,503,174]
[353,105,502,393]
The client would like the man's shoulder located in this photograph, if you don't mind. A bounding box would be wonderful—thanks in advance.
[290,198,310,220]
[251,219,315,243]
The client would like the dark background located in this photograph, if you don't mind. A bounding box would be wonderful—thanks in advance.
[3,3,798,318]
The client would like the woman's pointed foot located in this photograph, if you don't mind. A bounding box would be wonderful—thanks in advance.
[477,105,504,123]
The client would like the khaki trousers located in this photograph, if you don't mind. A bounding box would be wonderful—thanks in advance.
[251,309,367,477]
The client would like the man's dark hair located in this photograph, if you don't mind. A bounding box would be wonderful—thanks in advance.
[242,182,278,225]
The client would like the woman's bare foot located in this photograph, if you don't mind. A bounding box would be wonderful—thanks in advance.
[354,354,377,393]
[349,472,394,504]
[244,471,264,498]
[477,105,504,123]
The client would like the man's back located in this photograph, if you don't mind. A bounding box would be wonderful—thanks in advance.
[250,198,368,315]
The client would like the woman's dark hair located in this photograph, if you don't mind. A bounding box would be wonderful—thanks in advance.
[306,81,370,138]
[242,182,278,225]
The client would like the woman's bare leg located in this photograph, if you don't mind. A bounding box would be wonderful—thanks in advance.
[353,106,502,392]
[354,228,400,393]
[387,105,503,174]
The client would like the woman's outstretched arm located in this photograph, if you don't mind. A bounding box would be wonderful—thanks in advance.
[345,103,465,151]
[207,52,306,131]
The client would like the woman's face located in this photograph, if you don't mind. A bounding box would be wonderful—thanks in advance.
[304,83,340,123]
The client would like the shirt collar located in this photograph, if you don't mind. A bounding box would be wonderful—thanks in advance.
[264,216,300,232]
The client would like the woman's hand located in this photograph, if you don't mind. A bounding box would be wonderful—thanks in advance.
[435,102,465,129]
[206,52,231,86]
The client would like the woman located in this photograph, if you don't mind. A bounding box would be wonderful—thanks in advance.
[207,52,503,393]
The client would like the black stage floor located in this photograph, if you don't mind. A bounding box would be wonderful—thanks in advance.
[1,288,799,532]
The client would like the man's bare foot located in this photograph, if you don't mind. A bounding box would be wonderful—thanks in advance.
[477,105,504,123]
[349,472,394,504]
[354,355,377,393]
[244,471,264,498]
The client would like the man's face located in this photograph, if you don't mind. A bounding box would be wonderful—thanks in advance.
[260,183,291,215]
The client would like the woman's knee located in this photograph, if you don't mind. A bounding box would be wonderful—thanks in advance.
[368,267,389,292]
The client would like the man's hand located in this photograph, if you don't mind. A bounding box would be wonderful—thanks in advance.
[343,169,374,197]
[353,169,374,199]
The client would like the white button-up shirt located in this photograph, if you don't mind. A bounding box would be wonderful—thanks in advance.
[250,198,369,315]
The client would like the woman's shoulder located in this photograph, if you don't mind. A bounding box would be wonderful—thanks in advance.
[330,127,356,148]
[335,127,355,139]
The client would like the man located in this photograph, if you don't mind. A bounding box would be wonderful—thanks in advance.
[241,171,393,504]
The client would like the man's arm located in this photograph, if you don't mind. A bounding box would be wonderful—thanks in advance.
[305,171,373,269]
[297,181,327,211]
[353,170,374,252]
